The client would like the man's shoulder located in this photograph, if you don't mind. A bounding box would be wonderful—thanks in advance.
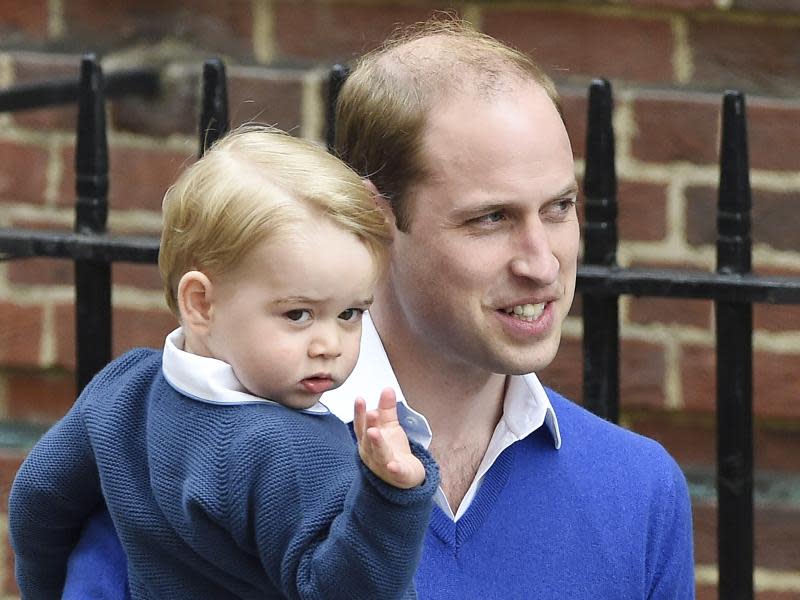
[544,387,685,486]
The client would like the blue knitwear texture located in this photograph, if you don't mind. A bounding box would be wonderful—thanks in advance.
[9,349,439,600]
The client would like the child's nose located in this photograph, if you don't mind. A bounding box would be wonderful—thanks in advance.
[307,324,342,359]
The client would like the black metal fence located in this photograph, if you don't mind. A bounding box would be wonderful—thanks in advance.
[1,55,800,600]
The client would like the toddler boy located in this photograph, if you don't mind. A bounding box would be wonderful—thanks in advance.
[9,126,439,599]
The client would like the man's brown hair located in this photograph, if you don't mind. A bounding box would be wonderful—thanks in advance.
[335,16,561,232]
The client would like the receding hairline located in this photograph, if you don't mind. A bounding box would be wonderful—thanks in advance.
[363,23,560,107]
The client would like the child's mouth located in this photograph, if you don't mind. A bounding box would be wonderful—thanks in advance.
[301,376,335,393]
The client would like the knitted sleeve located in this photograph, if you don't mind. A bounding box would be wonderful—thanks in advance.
[646,455,696,600]
[8,394,103,600]
[234,424,439,600]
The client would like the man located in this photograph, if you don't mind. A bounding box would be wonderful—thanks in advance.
[61,18,694,599]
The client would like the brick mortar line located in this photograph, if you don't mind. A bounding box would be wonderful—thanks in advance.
[0,287,73,305]
[463,4,482,30]
[0,127,196,155]
[617,160,800,191]
[691,10,800,26]
[619,241,800,273]
[2,205,73,226]
[561,315,582,338]
[44,137,63,207]
[479,1,699,21]
[40,302,56,366]
[0,53,12,87]
[753,330,800,354]
[486,1,800,27]
[622,321,800,355]
[110,288,169,309]
[670,15,693,85]
[0,285,166,309]
[301,68,327,142]
[0,362,8,419]
[664,168,692,250]
[617,241,714,269]
[47,0,65,39]
[695,564,800,592]
[612,99,635,172]
[252,0,276,64]
[0,129,73,148]
[617,322,713,347]
[2,205,163,232]
[664,324,682,409]
[0,515,7,594]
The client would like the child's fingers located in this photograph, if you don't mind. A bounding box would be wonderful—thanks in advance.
[376,387,400,425]
[365,427,395,466]
[377,387,397,410]
[353,397,367,444]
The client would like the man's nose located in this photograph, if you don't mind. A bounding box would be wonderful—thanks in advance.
[307,323,343,358]
[509,218,560,285]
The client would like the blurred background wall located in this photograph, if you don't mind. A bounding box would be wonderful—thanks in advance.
[0,1,798,597]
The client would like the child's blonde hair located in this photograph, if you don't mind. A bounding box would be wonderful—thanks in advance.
[159,125,390,316]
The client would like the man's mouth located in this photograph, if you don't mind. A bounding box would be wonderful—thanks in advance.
[501,302,546,322]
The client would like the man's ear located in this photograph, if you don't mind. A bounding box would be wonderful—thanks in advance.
[363,178,397,233]
[177,271,214,336]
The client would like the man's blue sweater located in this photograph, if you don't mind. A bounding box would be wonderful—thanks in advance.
[9,349,439,599]
[414,390,694,599]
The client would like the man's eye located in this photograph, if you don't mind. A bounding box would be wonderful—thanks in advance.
[555,199,577,213]
[473,211,505,225]
[285,309,312,323]
[338,308,364,322]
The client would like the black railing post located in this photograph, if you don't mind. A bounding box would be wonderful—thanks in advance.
[74,54,111,392]
[581,79,620,423]
[326,64,349,152]
[199,59,229,157]
[715,90,754,600]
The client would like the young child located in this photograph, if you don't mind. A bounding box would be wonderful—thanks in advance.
[9,126,439,599]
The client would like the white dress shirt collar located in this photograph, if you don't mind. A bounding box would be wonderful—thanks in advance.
[321,313,561,520]
[161,328,330,414]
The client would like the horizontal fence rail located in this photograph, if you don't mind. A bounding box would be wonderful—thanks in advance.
[3,231,799,303]
[0,67,159,112]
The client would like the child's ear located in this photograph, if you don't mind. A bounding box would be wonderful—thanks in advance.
[363,178,396,235]
[177,271,214,336]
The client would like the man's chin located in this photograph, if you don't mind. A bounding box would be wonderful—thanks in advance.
[488,336,562,376]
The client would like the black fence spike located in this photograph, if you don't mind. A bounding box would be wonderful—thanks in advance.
[326,64,350,153]
[199,58,229,157]
[75,54,108,235]
[715,90,754,600]
[581,78,620,423]
[74,53,112,393]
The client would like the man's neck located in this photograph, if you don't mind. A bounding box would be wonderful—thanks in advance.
[371,305,507,510]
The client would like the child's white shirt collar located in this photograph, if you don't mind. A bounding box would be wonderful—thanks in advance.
[161,327,330,415]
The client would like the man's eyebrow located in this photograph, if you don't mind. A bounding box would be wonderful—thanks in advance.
[555,181,579,198]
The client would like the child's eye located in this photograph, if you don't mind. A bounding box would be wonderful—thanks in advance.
[285,309,312,323]
[338,308,364,322]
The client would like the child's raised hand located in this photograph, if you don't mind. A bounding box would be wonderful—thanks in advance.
[353,388,425,489]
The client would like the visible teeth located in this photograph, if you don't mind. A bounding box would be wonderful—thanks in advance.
[504,303,545,321]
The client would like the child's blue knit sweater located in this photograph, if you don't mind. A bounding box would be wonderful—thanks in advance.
[9,349,439,599]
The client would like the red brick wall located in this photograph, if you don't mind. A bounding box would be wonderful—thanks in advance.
[1,0,799,597]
